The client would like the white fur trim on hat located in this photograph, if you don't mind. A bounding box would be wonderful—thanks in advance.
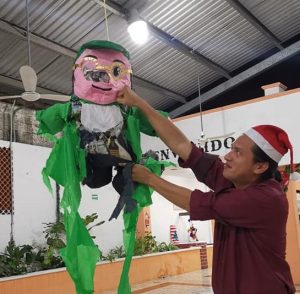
[244,128,282,162]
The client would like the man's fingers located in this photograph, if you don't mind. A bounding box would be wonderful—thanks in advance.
[116,86,130,102]
[132,164,140,173]
[116,90,125,103]
[117,87,127,97]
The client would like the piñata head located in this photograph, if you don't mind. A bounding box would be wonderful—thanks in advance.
[73,40,132,105]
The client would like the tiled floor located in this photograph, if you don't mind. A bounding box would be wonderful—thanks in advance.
[101,268,300,294]
[131,269,213,294]
[101,269,213,294]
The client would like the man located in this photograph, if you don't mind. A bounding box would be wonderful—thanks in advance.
[117,86,296,294]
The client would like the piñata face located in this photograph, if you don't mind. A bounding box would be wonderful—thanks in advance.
[73,48,132,104]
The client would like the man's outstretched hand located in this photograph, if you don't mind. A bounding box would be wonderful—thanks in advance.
[132,164,152,185]
[117,86,143,107]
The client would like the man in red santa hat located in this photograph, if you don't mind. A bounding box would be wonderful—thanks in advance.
[117,86,296,294]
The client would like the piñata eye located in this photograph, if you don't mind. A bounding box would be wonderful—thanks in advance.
[113,66,121,77]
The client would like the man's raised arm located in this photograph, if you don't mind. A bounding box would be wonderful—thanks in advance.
[117,86,192,161]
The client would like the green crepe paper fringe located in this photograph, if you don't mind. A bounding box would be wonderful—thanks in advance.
[36,102,173,294]
[41,123,100,294]
[117,158,175,294]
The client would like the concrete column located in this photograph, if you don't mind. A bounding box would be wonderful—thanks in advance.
[136,207,151,238]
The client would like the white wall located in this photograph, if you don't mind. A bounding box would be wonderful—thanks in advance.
[1,89,300,253]
[12,142,56,247]
[142,89,300,245]
[0,140,124,254]
[0,140,56,250]
[142,91,300,164]
[150,168,213,244]
[79,183,124,254]
[0,138,211,255]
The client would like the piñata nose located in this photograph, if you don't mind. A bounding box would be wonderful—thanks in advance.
[90,71,110,83]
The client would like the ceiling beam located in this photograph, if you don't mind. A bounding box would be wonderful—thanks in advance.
[0,19,76,58]
[133,76,186,103]
[146,24,231,79]
[94,0,126,17]
[123,0,149,11]
[94,0,231,79]
[0,18,185,103]
[224,0,283,50]
[170,39,300,118]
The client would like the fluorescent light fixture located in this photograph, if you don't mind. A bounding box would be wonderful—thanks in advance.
[127,9,149,45]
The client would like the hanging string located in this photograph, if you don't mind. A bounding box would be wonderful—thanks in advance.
[103,0,110,41]
[26,0,31,66]
[198,74,204,138]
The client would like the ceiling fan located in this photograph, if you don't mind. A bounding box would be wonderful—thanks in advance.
[0,65,70,102]
[0,0,70,103]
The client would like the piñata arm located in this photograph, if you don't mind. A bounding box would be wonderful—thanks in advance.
[36,102,73,191]
[36,102,71,135]
[131,107,168,137]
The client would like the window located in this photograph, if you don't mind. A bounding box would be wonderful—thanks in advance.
[0,147,12,214]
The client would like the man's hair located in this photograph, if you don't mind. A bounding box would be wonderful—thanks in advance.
[252,144,278,181]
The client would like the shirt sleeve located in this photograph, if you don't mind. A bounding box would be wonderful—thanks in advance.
[178,143,231,191]
[190,181,287,229]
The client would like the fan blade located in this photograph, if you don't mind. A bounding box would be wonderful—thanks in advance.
[0,95,22,100]
[19,65,37,92]
[39,94,70,102]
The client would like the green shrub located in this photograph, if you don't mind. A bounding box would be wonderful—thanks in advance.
[101,234,179,262]
[0,217,178,276]
[0,213,104,277]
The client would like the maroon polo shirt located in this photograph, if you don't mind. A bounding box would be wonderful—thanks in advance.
[179,144,295,294]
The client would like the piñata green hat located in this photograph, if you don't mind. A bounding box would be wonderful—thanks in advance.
[75,40,130,60]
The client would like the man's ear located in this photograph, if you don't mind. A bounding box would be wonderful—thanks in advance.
[254,162,269,175]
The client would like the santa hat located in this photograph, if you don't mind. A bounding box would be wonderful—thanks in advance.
[244,125,295,174]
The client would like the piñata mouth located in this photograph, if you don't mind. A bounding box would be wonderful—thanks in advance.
[92,85,112,91]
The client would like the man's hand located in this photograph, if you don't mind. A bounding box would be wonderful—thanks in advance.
[132,164,152,185]
[118,86,192,162]
[132,164,192,212]
[117,86,143,107]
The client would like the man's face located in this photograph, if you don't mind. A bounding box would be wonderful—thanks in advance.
[73,48,132,104]
[223,135,260,189]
